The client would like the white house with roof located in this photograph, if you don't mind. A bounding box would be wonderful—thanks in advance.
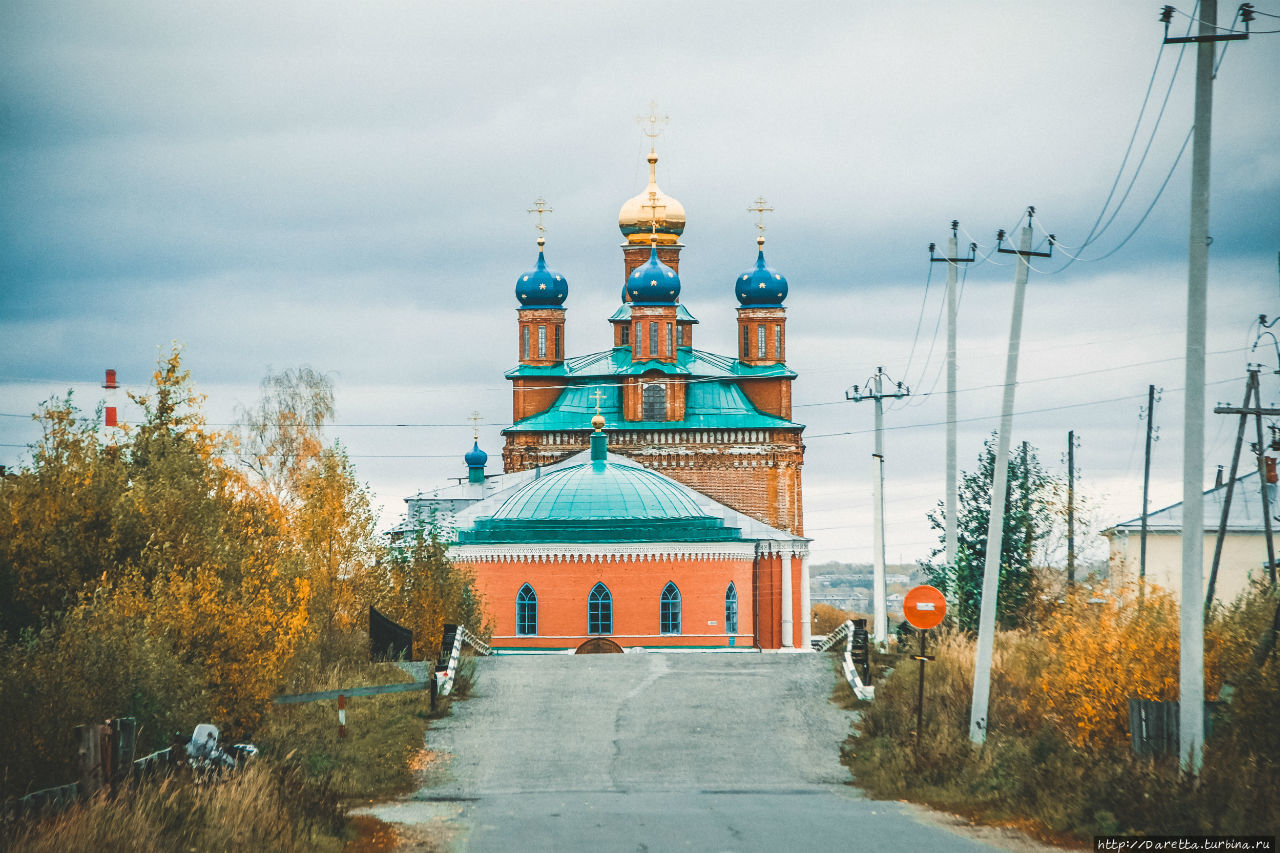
[1103,471,1276,605]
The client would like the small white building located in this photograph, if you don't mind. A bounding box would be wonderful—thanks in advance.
[1103,471,1276,605]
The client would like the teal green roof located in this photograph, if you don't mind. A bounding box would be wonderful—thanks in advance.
[504,379,801,432]
[455,458,744,544]
[494,461,705,520]
[506,347,795,380]
[608,303,699,324]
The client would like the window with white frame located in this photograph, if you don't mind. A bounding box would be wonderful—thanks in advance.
[517,583,537,636]
[660,582,681,634]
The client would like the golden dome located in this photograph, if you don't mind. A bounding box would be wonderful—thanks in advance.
[618,150,686,245]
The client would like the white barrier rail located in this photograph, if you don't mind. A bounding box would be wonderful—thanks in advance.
[818,620,874,701]
[436,624,493,697]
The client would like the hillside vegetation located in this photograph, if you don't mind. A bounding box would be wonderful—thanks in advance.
[0,348,486,848]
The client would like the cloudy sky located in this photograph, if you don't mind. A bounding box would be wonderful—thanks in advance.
[2,1,1278,566]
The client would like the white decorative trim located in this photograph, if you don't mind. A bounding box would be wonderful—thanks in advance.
[451,540,759,563]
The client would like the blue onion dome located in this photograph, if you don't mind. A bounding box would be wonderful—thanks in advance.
[515,237,568,307]
[625,242,681,305]
[464,440,488,468]
[735,235,788,306]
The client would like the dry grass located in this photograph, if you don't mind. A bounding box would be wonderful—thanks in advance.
[842,586,1280,840]
[2,763,342,853]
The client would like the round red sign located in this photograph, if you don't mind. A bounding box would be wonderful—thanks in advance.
[903,585,947,630]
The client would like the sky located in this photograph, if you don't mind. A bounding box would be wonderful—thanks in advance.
[2,1,1279,567]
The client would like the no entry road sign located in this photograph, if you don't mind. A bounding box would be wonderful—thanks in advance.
[903,585,947,630]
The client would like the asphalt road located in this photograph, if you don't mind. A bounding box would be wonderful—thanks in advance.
[361,652,1046,853]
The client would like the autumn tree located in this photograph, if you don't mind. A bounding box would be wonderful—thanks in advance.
[235,366,335,505]
[923,434,1056,631]
[380,527,488,658]
[0,395,129,635]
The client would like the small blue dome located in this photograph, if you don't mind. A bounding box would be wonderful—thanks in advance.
[515,243,568,308]
[625,245,681,306]
[464,440,488,469]
[735,245,788,306]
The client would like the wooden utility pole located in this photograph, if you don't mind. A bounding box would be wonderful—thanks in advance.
[1067,431,1076,587]
[1140,385,1160,587]
[847,367,910,645]
[969,210,1054,746]
[930,225,976,577]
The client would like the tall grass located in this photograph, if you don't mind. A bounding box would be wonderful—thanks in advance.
[842,585,1280,839]
[2,762,345,853]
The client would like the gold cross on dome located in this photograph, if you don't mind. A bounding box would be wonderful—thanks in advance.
[748,196,774,236]
[589,388,607,415]
[468,410,482,441]
[642,190,666,224]
[527,197,553,237]
[637,101,669,141]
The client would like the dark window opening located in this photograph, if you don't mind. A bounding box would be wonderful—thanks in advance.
[660,582,681,635]
[589,583,612,634]
[517,584,537,636]
[642,383,666,421]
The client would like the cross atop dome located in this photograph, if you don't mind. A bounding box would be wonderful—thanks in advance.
[527,197,553,240]
[748,196,774,247]
[636,100,669,145]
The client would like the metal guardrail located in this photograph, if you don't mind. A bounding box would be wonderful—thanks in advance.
[818,620,875,701]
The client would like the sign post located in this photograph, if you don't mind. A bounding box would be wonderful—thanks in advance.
[903,585,947,761]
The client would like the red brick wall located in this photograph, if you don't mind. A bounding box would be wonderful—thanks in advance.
[502,429,806,535]
[462,553,755,649]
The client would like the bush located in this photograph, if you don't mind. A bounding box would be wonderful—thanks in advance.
[842,584,1280,839]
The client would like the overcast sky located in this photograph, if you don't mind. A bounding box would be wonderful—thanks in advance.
[2,1,1278,566]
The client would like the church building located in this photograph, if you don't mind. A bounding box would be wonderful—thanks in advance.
[401,143,810,652]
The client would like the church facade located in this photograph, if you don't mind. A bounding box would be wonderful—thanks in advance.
[401,145,811,652]
[503,149,805,536]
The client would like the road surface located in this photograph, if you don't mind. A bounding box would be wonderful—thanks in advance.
[360,652,1046,852]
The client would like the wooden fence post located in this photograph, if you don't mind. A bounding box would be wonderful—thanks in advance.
[78,724,103,797]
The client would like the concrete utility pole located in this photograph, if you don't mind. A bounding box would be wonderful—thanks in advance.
[1066,431,1076,587]
[1162,0,1250,776]
[847,367,910,645]
[968,210,1053,746]
[930,225,977,576]
[1140,385,1161,589]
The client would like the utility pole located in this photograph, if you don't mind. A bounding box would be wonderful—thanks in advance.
[1162,0,1250,776]
[1067,431,1076,587]
[969,209,1054,746]
[1140,385,1161,590]
[930,225,977,577]
[847,367,910,645]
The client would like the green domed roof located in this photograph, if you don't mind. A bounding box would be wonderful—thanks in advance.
[455,457,745,545]
[493,461,705,521]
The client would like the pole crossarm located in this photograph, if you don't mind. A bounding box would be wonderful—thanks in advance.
[1213,406,1280,416]
[929,222,977,264]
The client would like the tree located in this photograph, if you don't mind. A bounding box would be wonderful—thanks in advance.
[923,434,1055,631]
[235,367,335,505]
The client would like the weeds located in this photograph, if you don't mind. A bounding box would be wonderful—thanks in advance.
[842,584,1280,839]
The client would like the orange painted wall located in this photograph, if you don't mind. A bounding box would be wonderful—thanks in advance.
[462,555,756,649]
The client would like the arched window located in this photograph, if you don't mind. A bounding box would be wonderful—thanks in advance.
[588,583,612,635]
[742,324,749,358]
[660,582,681,635]
[516,584,537,636]
[522,325,530,359]
[621,325,630,345]
[642,383,666,421]
[724,582,738,635]
[757,324,766,358]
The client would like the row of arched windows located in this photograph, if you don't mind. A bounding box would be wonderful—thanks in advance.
[515,582,739,637]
